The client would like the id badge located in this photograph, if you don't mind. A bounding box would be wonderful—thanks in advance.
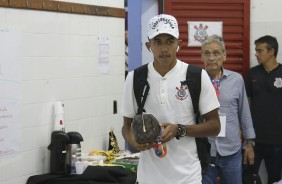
[217,112,226,137]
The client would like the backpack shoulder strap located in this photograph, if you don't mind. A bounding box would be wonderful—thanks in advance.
[133,64,150,115]
[186,64,202,123]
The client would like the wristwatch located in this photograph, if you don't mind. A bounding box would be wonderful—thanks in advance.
[176,124,187,140]
[246,139,255,146]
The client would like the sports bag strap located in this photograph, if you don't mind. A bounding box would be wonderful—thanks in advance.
[138,83,150,115]
[133,64,150,115]
[185,64,202,124]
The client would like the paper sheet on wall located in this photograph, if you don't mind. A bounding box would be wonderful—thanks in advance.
[188,21,223,46]
[98,35,110,74]
[0,29,22,163]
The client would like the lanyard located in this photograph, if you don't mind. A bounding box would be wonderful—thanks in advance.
[210,71,222,98]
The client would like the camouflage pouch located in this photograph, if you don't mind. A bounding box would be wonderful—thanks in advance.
[132,114,160,144]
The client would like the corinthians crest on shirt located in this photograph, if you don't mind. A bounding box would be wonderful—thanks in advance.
[175,84,189,101]
[274,77,282,88]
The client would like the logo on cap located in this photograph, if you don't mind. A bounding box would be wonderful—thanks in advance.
[147,14,179,39]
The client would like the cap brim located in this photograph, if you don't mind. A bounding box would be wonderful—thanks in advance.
[148,31,179,39]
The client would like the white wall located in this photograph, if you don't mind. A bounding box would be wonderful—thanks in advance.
[0,0,281,183]
[0,0,125,184]
[250,0,282,67]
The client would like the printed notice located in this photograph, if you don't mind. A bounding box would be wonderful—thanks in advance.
[97,35,110,74]
[0,29,22,162]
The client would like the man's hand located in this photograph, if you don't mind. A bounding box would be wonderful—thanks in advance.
[129,126,155,151]
[159,123,178,143]
[243,143,254,165]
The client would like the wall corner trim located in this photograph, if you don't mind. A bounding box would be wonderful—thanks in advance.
[0,0,126,18]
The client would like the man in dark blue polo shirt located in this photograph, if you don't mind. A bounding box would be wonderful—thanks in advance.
[245,35,282,184]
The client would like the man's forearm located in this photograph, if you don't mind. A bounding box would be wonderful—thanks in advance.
[122,117,135,146]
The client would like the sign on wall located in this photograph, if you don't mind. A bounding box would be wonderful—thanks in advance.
[97,35,110,74]
[188,21,223,46]
[0,29,22,162]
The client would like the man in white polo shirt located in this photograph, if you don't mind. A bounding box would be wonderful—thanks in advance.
[121,14,220,184]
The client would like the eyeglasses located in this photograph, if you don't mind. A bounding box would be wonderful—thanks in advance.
[202,51,223,58]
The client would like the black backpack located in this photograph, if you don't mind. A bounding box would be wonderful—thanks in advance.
[133,63,211,174]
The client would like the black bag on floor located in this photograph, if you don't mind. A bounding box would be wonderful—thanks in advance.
[242,164,262,184]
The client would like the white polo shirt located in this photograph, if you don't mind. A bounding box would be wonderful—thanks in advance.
[121,60,220,184]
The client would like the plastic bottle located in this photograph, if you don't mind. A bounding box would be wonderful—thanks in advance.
[70,154,77,175]
[54,101,65,131]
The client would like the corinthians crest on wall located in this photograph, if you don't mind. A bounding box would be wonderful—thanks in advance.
[188,21,223,46]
